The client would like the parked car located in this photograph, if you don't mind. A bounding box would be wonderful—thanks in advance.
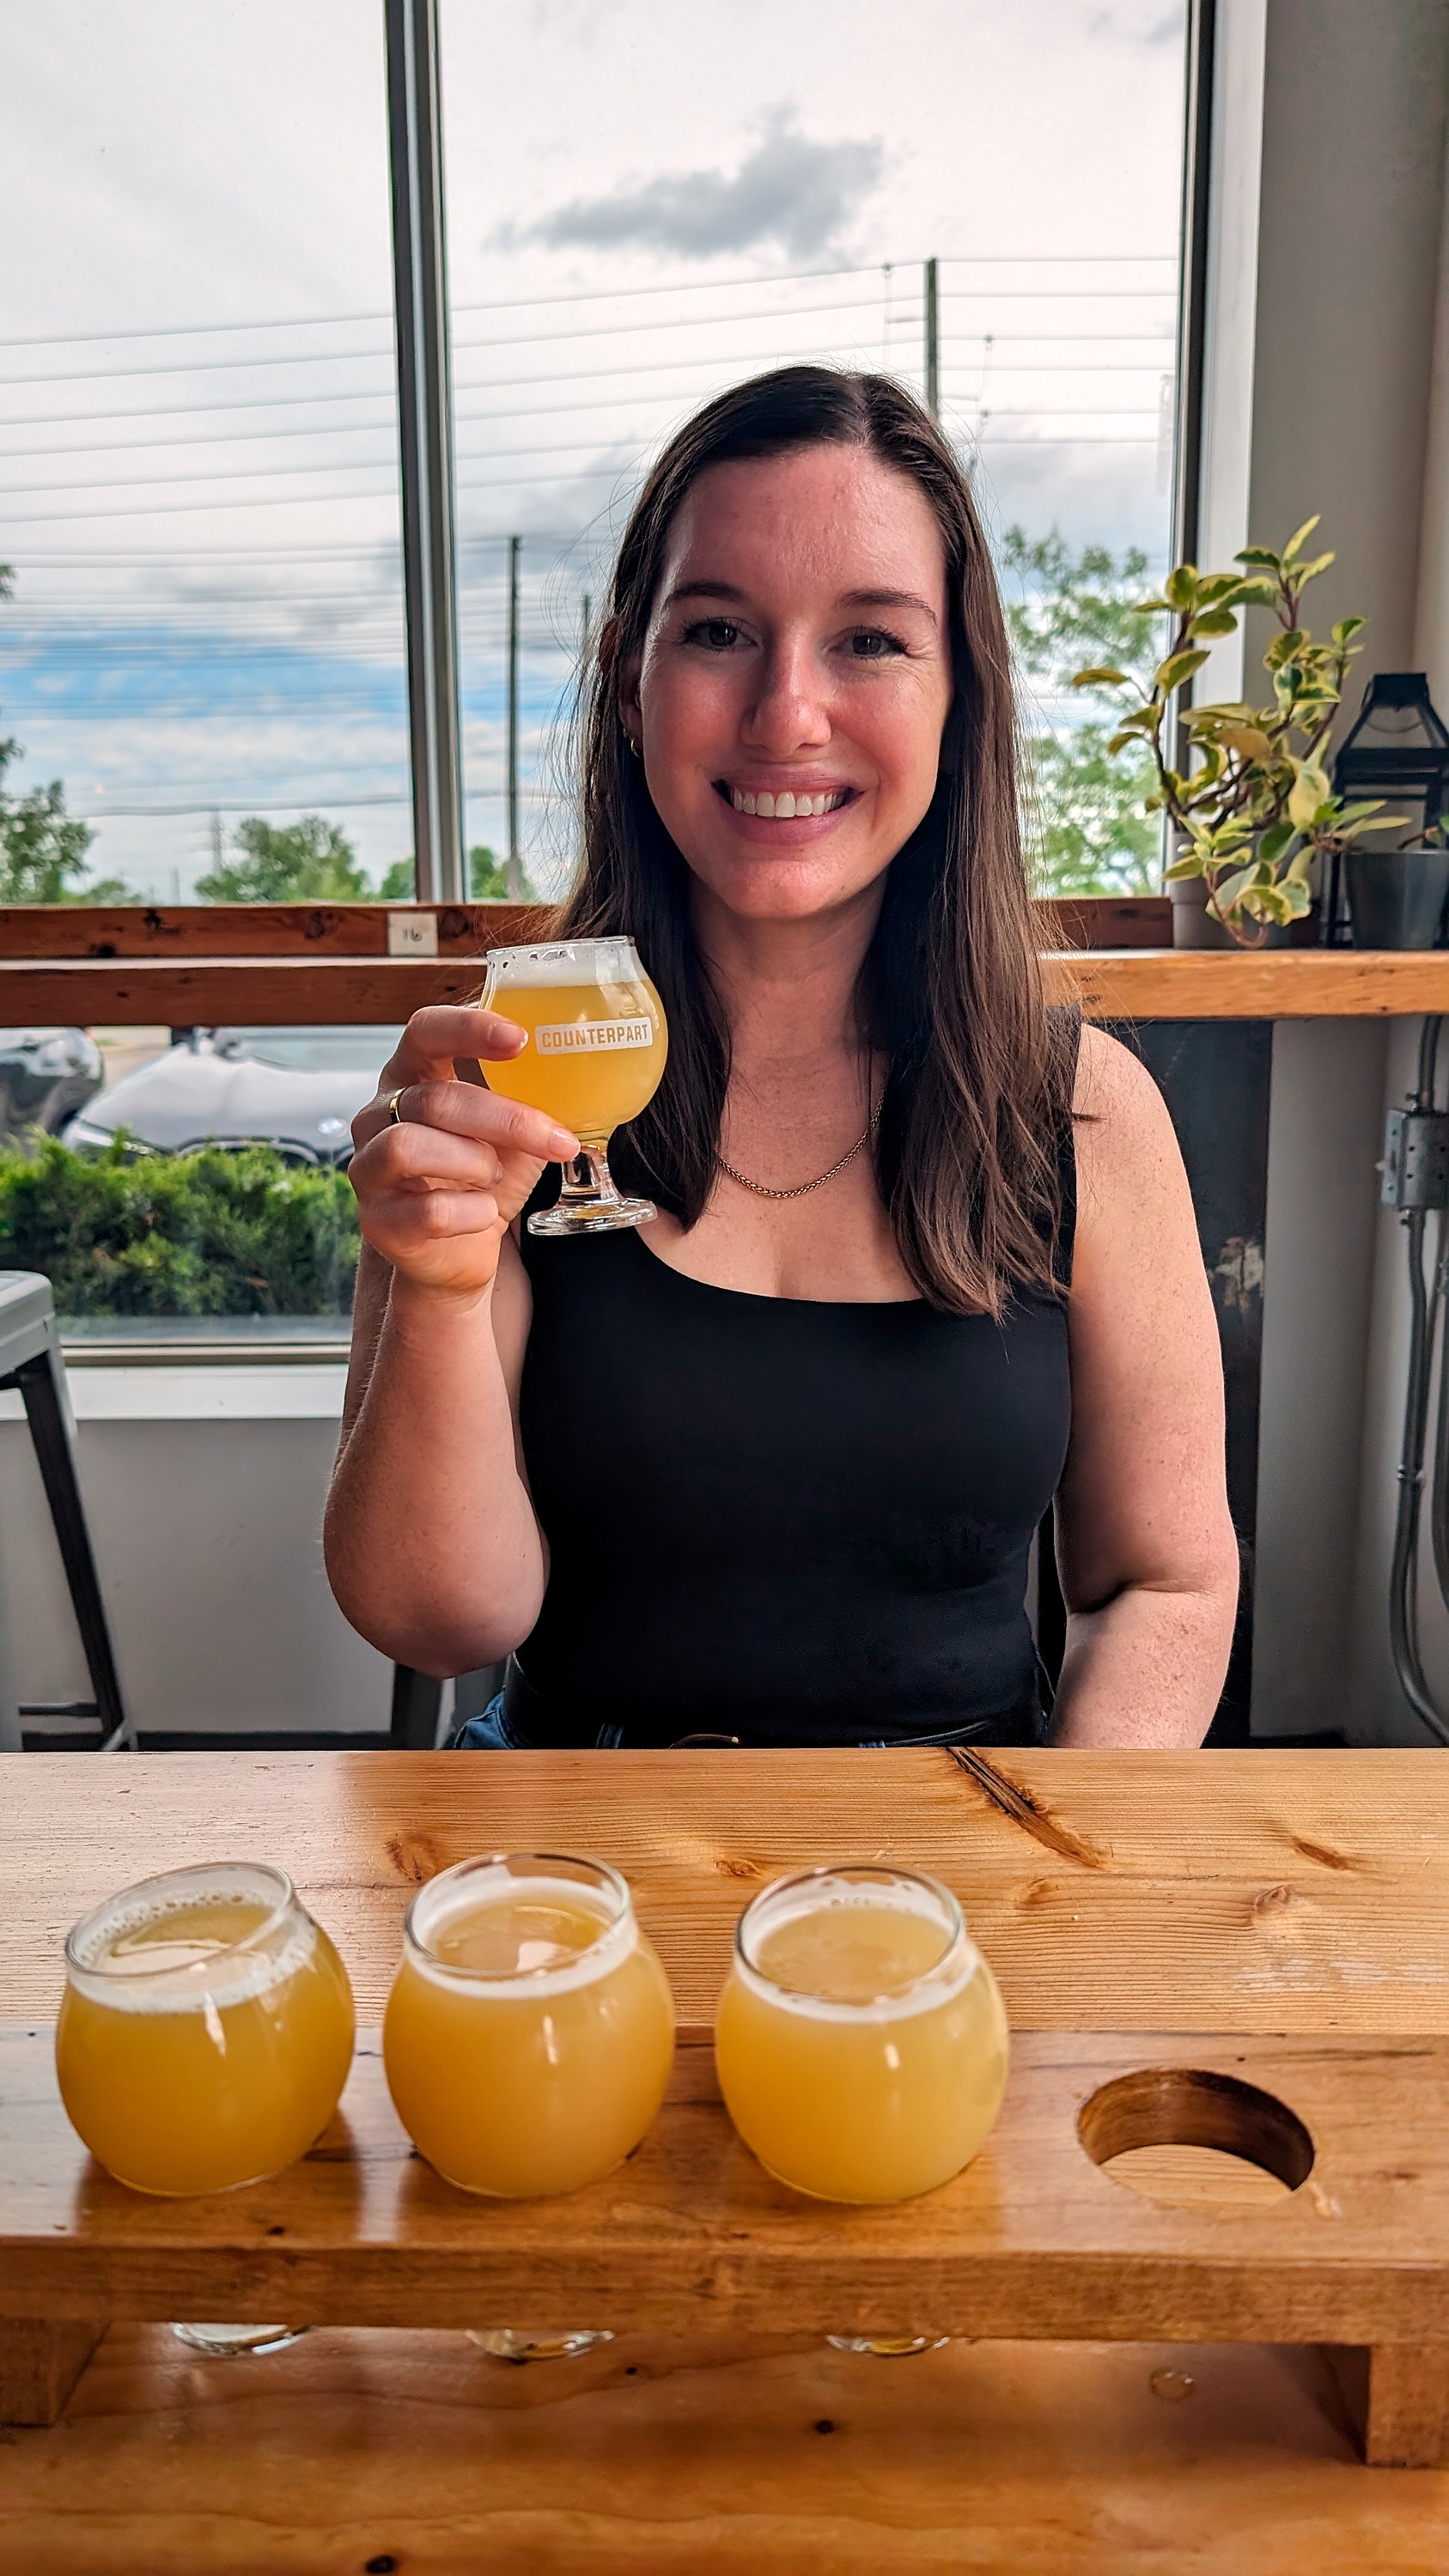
[0,1028,104,1145]
[63,1025,405,1165]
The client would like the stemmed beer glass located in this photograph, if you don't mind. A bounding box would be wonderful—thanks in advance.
[479,937,667,1236]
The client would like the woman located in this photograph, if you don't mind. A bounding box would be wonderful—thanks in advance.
[326,368,1238,1749]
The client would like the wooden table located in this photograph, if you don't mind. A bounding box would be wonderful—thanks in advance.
[5,1746,1449,2573]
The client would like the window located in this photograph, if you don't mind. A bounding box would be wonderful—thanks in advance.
[437,0,1189,899]
[1,3,410,908]
[1,4,412,1345]
[0,2,1190,1346]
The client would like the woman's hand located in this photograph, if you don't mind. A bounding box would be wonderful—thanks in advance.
[348,1005,579,1301]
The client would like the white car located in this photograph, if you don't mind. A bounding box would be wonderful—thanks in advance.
[64,1025,405,1166]
[0,1027,104,1144]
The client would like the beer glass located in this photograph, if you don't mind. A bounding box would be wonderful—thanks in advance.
[57,1861,355,2196]
[715,1864,1009,2205]
[382,1852,676,2197]
[57,1862,356,2356]
[479,937,667,1235]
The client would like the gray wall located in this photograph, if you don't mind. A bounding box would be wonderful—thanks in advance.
[1196,0,1449,1739]
[0,1371,392,1740]
[1254,1019,1386,1735]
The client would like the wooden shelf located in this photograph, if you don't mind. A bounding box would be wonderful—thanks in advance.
[2,944,1448,1026]
[0,953,489,1026]
[1045,946,1449,1019]
[2,893,1440,1019]
[0,896,1167,962]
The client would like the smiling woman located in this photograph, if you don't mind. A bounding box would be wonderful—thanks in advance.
[326,365,1239,1752]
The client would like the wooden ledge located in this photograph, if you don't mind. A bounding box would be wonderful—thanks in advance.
[1044,947,1449,1020]
[3,945,1449,1026]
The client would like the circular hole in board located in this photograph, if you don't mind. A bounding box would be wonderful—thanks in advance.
[1077,2067,1315,2210]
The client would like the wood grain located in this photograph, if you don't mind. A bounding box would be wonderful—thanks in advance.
[0,895,1160,961]
[7,942,1449,1024]
[1362,2348,1449,2470]
[9,1748,1449,2509]
[0,901,548,960]
[1048,947,1449,1019]
[0,955,492,1026]
[0,2320,106,2427]
[6,1747,1449,2035]
[8,2325,1441,2576]
[7,2021,1449,2354]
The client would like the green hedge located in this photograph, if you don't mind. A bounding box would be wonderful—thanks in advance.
[0,1137,360,1316]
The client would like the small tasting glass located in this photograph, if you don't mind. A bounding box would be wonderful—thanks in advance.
[478,937,667,1236]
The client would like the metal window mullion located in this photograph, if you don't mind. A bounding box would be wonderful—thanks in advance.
[1166,0,1218,878]
[386,0,465,903]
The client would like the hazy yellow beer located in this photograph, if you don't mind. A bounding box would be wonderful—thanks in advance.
[383,1853,676,2196]
[480,938,667,1234]
[56,1862,356,2196]
[483,975,667,1142]
[715,1865,1009,2203]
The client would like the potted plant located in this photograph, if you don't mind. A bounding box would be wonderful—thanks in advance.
[1340,814,1449,951]
[1072,519,1403,947]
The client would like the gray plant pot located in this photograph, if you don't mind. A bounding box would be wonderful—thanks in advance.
[1344,846,1449,951]
[1170,868,1290,951]
[1170,875,1233,950]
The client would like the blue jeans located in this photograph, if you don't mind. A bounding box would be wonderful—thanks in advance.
[454,1694,625,1751]
[453,1691,1042,1751]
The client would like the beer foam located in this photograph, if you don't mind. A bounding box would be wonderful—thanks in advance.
[482,937,642,990]
[66,1866,314,2015]
[405,1867,636,1999]
[736,1874,981,2024]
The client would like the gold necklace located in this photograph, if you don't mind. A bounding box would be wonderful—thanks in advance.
[717,1099,882,1201]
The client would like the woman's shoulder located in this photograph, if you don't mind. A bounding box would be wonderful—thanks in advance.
[1073,1022,1171,1135]
[1069,1024,1196,1267]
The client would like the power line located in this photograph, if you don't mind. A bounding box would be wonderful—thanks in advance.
[0,254,1175,352]
[0,293,895,389]
[0,386,1162,471]
[4,353,1177,440]
[2,433,1161,527]
[7,407,1165,505]
[2,328,1173,427]
[0,291,1175,391]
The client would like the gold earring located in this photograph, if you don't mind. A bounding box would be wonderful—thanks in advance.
[626,734,642,759]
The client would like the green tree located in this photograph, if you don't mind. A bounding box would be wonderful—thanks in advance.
[197,814,372,902]
[377,844,533,900]
[1000,526,1166,898]
[0,562,137,903]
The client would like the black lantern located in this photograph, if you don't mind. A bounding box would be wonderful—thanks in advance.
[1324,673,1449,945]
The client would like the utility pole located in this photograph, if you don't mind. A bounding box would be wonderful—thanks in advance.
[506,534,521,901]
[581,589,592,671]
[923,257,940,421]
[385,0,465,902]
[209,810,223,877]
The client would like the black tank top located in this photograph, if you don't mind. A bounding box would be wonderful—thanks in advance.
[506,1127,1075,1749]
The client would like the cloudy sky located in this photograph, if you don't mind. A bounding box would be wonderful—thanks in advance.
[1,0,1185,897]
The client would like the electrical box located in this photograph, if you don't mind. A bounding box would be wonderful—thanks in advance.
[1382,1109,1449,1209]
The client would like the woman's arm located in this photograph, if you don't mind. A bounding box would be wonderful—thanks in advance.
[1048,1026,1239,1747]
[323,1005,578,1679]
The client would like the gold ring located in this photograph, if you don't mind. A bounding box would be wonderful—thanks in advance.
[387,1087,405,1125]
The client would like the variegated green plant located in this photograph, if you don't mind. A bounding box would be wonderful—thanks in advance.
[1071,518,1403,942]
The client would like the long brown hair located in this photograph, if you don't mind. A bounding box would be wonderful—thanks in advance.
[559,364,1075,1316]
